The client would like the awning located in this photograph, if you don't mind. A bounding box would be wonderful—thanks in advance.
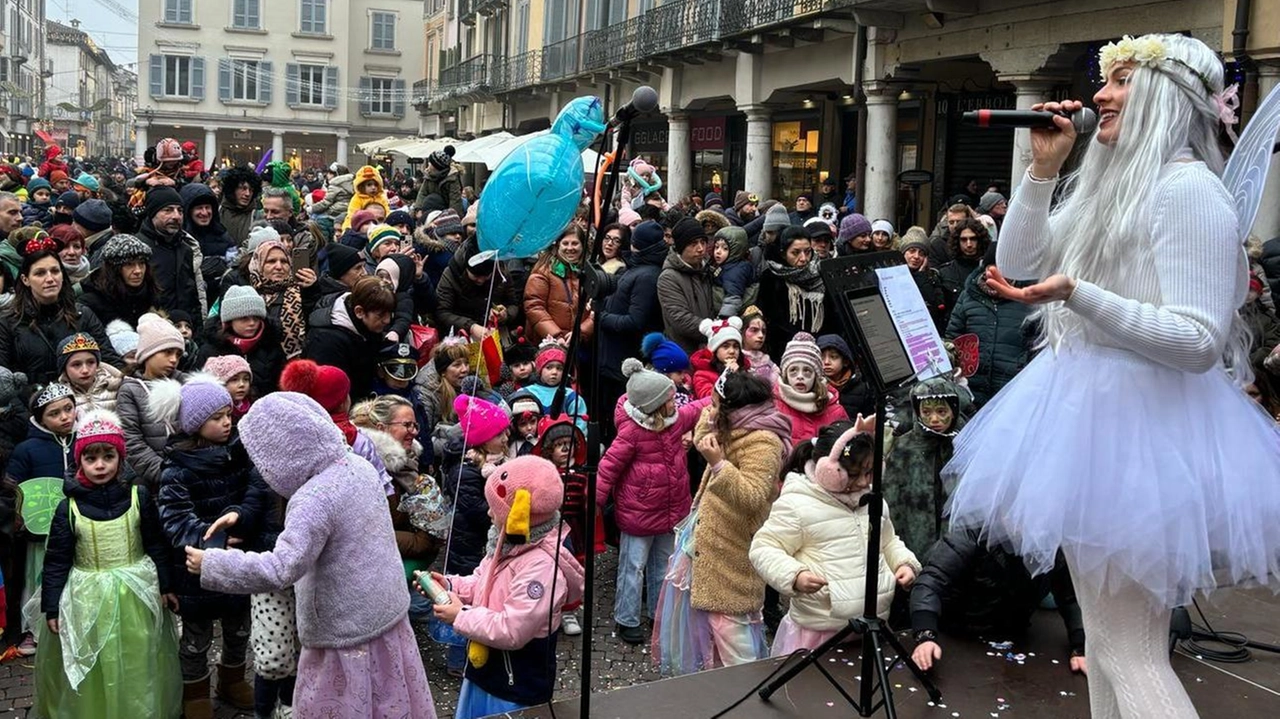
[457,130,602,171]
[354,136,416,155]
[387,137,459,160]
[452,132,515,165]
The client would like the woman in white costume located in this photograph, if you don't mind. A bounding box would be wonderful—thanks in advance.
[943,34,1280,719]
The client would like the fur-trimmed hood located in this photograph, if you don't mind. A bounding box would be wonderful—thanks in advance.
[361,425,416,474]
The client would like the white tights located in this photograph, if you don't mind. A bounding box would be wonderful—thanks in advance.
[1068,557,1199,719]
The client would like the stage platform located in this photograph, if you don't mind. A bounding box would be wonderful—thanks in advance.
[515,586,1280,718]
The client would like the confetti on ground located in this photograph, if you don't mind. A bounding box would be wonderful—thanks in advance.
[826,701,835,707]
[1051,659,1060,664]
[908,687,918,693]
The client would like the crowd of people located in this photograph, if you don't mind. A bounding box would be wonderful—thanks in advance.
[0,88,1277,717]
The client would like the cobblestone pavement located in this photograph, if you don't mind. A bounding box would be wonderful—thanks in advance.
[0,548,664,717]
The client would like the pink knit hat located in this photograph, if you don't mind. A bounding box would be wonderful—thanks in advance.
[454,394,509,447]
[484,455,565,541]
[202,355,252,384]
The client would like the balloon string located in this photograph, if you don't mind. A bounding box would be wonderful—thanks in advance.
[439,267,500,579]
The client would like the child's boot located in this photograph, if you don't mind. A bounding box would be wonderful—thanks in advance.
[183,676,215,719]
[216,663,255,709]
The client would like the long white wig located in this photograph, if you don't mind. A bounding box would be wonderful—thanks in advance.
[1039,34,1248,373]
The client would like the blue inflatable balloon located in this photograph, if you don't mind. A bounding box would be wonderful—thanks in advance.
[477,96,606,259]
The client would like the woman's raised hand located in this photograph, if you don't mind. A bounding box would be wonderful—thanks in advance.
[1028,100,1085,179]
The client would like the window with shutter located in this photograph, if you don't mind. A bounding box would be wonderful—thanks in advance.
[259,61,273,104]
[295,64,327,107]
[191,57,206,100]
[359,76,373,117]
[164,0,193,24]
[286,63,301,108]
[370,11,396,51]
[230,60,261,101]
[392,79,406,118]
[218,58,232,102]
[300,0,327,34]
[232,0,261,29]
[149,54,164,98]
[162,55,194,97]
[323,66,339,110]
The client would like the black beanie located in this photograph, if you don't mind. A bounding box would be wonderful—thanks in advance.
[670,218,707,252]
[327,243,362,279]
[144,187,183,220]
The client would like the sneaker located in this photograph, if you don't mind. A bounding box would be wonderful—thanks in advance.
[15,633,36,657]
[616,623,647,645]
[561,612,582,636]
[273,705,294,719]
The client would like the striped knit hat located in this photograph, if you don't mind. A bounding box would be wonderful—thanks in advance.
[780,332,823,376]
[365,224,402,255]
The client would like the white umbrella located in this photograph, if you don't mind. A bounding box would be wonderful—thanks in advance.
[389,137,463,160]
[465,130,603,171]
[452,132,515,165]
[355,136,414,155]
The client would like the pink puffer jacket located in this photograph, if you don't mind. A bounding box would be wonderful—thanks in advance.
[596,394,712,537]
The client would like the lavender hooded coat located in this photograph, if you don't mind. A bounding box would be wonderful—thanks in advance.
[199,392,410,648]
[595,394,712,537]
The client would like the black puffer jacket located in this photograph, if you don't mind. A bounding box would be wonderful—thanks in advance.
[181,183,237,302]
[598,239,667,381]
[193,317,289,398]
[434,239,522,337]
[936,256,981,315]
[437,433,490,576]
[137,217,207,319]
[301,293,389,399]
[42,476,173,617]
[945,271,1035,407]
[79,283,157,330]
[157,436,270,619]
[910,526,1085,653]
[0,303,123,384]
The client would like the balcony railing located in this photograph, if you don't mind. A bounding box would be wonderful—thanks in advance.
[431,53,499,105]
[646,0,721,56]
[540,35,582,83]
[491,49,542,94]
[412,79,432,105]
[583,15,644,72]
[720,0,833,37]
[459,0,477,25]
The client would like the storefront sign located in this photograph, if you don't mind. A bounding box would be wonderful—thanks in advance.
[631,121,669,153]
[232,130,254,140]
[690,116,726,151]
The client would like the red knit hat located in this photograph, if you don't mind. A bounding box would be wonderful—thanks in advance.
[279,359,351,413]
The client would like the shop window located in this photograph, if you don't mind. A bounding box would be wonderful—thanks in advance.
[772,120,820,203]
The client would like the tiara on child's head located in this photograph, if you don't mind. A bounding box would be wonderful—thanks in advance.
[34,383,74,409]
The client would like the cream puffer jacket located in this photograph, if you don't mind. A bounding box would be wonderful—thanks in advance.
[750,471,922,631]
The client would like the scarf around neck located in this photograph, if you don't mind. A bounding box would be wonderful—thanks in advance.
[228,323,263,354]
[767,259,825,329]
[778,382,821,414]
[726,401,793,459]
[625,399,678,432]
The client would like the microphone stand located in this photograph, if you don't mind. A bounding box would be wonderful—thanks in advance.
[550,86,631,719]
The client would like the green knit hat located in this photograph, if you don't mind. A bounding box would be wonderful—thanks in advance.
[365,224,402,255]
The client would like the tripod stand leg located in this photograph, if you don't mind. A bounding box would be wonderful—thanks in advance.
[878,627,943,703]
[865,631,898,719]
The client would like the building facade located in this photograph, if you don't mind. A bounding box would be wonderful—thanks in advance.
[136,0,424,172]
[0,0,49,158]
[413,0,1280,240]
[45,19,116,158]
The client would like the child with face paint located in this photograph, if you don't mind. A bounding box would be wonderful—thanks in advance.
[739,306,778,386]
[751,420,920,655]
[772,333,849,448]
[882,376,973,554]
[689,317,751,399]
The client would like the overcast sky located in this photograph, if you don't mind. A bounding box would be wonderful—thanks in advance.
[47,0,139,69]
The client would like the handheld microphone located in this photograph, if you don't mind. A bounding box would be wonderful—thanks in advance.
[962,107,1099,135]
[607,86,660,129]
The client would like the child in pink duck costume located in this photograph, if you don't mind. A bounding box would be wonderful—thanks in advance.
[423,454,586,719]
[186,392,436,718]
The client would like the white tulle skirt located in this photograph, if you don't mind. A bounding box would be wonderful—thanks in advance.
[942,344,1280,609]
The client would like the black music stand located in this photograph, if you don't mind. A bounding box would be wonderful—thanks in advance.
[759,251,942,717]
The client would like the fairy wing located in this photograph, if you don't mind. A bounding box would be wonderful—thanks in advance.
[1222,83,1280,245]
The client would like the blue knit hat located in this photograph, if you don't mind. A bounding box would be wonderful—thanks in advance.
[640,332,689,373]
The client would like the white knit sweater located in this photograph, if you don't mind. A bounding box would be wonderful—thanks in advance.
[996,162,1246,373]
